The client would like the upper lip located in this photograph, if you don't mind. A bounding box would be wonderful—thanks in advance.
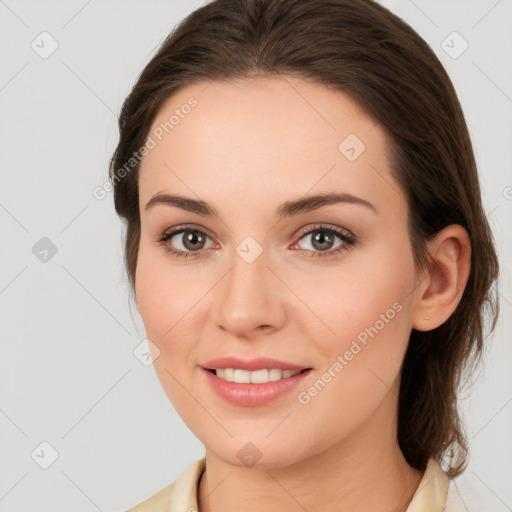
[202,357,311,371]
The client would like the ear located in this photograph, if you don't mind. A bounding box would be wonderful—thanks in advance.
[412,224,471,332]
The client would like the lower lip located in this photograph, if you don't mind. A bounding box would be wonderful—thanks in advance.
[202,368,313,407]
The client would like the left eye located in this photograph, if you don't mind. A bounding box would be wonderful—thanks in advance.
[292,225,355,256]
[297,229,343,251]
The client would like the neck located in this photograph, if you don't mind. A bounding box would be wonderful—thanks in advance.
[197,385,423,512]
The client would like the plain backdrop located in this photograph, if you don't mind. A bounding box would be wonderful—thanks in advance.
[0,0,511,511]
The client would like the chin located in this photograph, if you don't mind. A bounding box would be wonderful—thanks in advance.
[204,435,310,469]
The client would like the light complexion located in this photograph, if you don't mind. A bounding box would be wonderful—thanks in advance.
[135,76,470,512]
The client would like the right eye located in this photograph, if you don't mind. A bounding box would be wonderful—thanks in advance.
[157,225,216,259]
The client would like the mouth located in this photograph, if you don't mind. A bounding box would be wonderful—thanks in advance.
[205,367,312,384]
[202,366,314,407]
[203,356,312,374]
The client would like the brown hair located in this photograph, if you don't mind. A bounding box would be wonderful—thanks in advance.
[108,0,499,477]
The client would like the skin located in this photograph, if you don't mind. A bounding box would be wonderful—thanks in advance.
[135,76,471,512]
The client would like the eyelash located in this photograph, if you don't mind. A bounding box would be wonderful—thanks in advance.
[156,223,357,260]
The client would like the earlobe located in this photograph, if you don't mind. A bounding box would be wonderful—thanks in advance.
[412,225,471,332]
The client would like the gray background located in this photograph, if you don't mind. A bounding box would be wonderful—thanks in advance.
[0,0,510,511]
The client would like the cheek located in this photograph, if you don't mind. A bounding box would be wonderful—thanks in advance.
[299,244,417,393]
[301,246,415,343]
[135,244,196,338]
[135,246,200,406]
[134,252,167,336]
[135,244,210,379]
[290,263,415,446]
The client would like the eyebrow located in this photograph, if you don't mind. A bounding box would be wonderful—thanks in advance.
[144,191,378,218]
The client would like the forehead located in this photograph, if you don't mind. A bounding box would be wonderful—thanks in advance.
[138,76,404,221]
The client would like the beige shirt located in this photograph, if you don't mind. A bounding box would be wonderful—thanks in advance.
[127,457,467,511]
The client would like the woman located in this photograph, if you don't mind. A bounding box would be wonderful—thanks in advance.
[109,0,500,510]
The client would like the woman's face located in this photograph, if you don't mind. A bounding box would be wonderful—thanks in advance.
[135,76,423,467]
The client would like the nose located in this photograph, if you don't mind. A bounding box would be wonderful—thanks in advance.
[211,245,287,340]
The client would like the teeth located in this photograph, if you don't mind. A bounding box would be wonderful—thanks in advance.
[213,368,301,383]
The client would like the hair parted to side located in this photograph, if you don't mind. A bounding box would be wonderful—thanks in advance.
[109,0,499,477]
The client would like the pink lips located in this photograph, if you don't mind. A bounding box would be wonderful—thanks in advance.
[202,356,309,372]
[201,357,313,407]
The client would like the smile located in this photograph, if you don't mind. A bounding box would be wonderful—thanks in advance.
[203,367,313,407]
[209,368,306,383]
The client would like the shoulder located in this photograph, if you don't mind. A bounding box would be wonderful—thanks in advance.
[445,474,490,512]
[125,457,206,512]
[406,458,450,511]
[126,481,176,512]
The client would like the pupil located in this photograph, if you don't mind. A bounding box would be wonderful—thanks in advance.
[313,231,333,250]
[184,231,204,250]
